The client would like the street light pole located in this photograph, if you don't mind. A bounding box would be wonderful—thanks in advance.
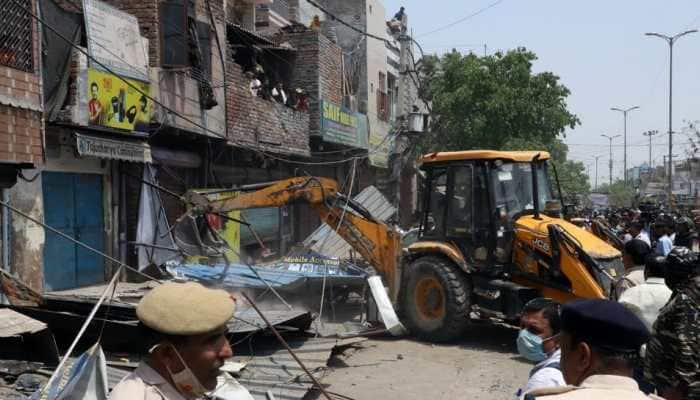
[646,29,697,205]
[611,106,640,184]
[601,134,621,187]
[642,130,659,168]
[593,155,602,190]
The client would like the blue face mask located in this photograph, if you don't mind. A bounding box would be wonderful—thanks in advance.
[516,329,548,362]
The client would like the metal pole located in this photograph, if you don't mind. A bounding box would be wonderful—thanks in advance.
[609,142,613,187]
[624,112,627,183]
[241,292,334,400]
[646,29,697,205]
[669,40,673,203]
[601,134,620,187]
[594,156,601,190]
[611,106,639,185]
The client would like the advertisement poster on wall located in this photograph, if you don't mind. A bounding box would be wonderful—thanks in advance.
[82,0,149,82]
[87,68,152,132]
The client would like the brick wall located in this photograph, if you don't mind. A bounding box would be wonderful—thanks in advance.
[0,0,43,166]
[225,56,310,157]
[281,30,341,136]
[0,106,42,164]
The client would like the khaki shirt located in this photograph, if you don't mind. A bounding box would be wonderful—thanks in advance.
[521,374,663,399]
[110,362,190,400]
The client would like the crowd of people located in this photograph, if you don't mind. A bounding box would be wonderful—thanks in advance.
[514,205,700,399]
[246,70,309,112]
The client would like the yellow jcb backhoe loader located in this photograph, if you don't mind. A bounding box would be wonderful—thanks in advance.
[184,150,623,342]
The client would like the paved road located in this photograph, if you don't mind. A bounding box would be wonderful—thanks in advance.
[313,322,532,400]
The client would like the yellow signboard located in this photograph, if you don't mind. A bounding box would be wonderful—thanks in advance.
[186,190,241,263]
[87,68,152,132]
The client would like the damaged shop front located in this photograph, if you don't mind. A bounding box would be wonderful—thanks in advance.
[4,0,157,293]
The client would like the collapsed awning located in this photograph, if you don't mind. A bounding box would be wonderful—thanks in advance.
[76,133,152,163]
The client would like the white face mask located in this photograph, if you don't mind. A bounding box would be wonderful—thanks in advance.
[164,344,210,399]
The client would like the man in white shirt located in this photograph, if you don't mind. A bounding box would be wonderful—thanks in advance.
[629,221,651,247]
[614,239,651,300]
[618,255,672,331]
[515,298,565,398]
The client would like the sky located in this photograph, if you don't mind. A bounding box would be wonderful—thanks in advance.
[382,0,700,186]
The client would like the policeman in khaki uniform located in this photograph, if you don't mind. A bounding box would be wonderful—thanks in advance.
[520,299,662,400]
[110,282,235,400]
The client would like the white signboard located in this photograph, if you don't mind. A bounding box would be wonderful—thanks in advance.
[76,133,153,163]
[83,0,149,82]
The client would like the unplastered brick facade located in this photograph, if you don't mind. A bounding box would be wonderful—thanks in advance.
[225,58,310,157]
[0,0,44,166]
[281,30,342,136]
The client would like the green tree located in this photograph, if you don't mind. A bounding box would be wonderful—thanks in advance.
[598,180,635,207]
[419,48,587,200]
[421,48,580,151]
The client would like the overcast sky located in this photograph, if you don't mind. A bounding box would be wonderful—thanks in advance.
[383,0,700,184]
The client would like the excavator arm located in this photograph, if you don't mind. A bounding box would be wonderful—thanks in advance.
[184,177,402,298]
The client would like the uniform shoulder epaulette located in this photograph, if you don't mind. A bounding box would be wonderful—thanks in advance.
[519,385,578,399]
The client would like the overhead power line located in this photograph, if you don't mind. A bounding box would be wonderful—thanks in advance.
[19,0,402,167]
[417,0,506,38]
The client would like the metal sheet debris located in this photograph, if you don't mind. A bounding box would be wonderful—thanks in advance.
[11,282,313,353]
[367,276,406,336]
[0,309,47,337]
[303,186,395,259]
[165,255,367,295]
[232,338,365,400]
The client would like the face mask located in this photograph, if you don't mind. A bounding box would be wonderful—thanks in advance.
[164,345,209,399]
[516,329,550,362]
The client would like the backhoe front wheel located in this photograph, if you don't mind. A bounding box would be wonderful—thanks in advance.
[401,256,471,342]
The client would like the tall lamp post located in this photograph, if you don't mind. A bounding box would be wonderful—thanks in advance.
[601,134,621,187]
[592,155,602,191]
[611,105,639,184]
[645,29,697,204]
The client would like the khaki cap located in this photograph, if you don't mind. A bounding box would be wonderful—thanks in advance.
[136,282,235,336]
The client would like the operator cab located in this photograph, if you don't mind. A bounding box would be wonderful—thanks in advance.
[418,150,560,269]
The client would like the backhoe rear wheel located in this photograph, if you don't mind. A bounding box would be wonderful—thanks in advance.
[400,256,471,342]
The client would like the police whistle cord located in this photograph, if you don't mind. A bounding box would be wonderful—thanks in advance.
[241,292,335,400]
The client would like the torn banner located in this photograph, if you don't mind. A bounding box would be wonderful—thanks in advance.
[136,165,179,270]
[32,343,108,400]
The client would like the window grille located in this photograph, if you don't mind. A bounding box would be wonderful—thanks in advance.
[0,0,34,72]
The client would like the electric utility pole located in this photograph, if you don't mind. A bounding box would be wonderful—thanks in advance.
[593,155,602,190]
[642,130,659,168]
[601,134,621,187]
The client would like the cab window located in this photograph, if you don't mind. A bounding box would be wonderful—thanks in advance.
[422,168,447,237]
[446,166,473,237]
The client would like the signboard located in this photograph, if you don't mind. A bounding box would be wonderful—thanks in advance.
[319,100,369,149]
[368,128,393,168]
[76,133,152,163]
[87,68,152,132]
[83,0,149,81]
